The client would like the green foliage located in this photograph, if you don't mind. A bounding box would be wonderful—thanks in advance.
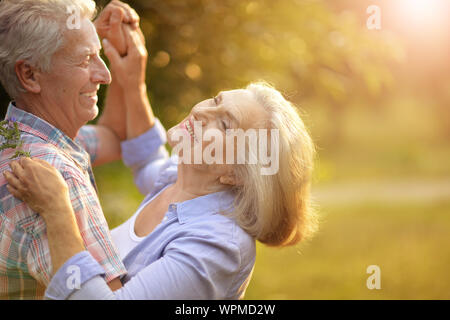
[93,0,401,129]
[0,0,403,143]
[0,119,31,159]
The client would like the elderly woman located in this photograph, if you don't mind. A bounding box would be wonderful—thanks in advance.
[4,16,317,303]
[6,82,317,300]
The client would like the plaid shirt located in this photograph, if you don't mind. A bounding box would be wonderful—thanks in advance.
[0,103,127,299]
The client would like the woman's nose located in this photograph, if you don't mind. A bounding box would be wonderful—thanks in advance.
[192,107,210,126]
[192,100,217,124]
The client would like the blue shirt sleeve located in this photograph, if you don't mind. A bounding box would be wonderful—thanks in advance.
[120,118,170,195]
[45,235,242,300]
[44,251,106,300]
[75,125,99,164]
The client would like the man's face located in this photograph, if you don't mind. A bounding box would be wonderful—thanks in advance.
[38,18,111,131]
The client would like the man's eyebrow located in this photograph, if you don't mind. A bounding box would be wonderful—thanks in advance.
[78,46,101,57]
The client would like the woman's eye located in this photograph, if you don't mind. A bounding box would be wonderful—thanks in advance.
[221,120,228,129]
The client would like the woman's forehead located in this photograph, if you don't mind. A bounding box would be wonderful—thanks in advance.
[221,89,269,128]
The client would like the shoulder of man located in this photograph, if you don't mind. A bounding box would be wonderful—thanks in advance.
[17,133,88,182]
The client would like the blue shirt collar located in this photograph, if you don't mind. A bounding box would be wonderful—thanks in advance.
[171,190,236,224]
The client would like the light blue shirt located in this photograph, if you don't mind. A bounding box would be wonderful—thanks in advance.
[44,119,256,300]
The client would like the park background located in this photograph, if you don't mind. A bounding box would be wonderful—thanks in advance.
[1,0,449,299]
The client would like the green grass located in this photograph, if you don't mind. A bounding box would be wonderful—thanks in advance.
[244,200,450,299]
[95,163,450,299]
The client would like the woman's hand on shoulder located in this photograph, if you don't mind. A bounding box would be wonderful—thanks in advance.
[3,157,73,221]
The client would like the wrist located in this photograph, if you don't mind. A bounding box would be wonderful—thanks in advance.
[122,82,147,95]
[41,201,74,224]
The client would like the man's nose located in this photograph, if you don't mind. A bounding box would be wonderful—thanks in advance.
[91,56,112,85]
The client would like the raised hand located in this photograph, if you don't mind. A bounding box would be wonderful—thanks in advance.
[102,25,148,88]
[94,0,140,56]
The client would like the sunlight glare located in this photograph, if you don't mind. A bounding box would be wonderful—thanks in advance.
[392,0,447,29]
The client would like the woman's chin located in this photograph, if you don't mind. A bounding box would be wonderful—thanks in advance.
[166,126,177,147]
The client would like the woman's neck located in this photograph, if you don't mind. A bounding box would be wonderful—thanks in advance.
[169,164,230,202]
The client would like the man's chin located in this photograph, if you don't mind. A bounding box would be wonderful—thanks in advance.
[90,104,99,120]
[82,104,99,122]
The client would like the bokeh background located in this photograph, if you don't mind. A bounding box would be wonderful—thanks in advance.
[1,0,449,299]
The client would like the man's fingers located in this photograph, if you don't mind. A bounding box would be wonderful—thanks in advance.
[111,0,140,26]
[93,5,113,37]
[110,7,124,25]
[94,6,112,24]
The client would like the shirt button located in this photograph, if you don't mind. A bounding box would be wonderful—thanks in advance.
[163,216,168,221]
[169,204,177,211]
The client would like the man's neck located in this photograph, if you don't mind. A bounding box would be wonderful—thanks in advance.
[14,96,79,139]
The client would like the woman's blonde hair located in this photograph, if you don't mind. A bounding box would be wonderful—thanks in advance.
[230,81,318,247]
[0,0,97,99]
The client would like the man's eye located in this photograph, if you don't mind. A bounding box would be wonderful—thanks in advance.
[80,57,91,67]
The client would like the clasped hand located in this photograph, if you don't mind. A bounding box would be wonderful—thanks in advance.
[94,0,148,89]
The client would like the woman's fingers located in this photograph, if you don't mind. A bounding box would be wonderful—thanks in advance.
[124,25,146,56]
[123,25,139,56]
[3,170,23,191]
[9,159,26,180]
[136,26,146,43]
[32,158,53,169]
[4,170,28,202]
[6,184,23,201]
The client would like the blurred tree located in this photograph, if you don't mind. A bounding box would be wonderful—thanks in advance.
[1,0,402,145]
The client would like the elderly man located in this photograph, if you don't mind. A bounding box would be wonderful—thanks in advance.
[0,0,155,299]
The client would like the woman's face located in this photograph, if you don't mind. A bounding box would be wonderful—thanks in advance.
[167,89,269,181]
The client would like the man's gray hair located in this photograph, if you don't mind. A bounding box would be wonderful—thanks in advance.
[0,0,97,99]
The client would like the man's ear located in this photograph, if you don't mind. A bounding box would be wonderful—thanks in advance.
[15,60,41,94]
[219,172,243,186]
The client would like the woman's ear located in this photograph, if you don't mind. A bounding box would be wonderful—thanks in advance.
[15,60,41,94]
[219,173,243,186]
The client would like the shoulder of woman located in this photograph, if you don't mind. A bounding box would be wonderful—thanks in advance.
[185,213,256,257]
